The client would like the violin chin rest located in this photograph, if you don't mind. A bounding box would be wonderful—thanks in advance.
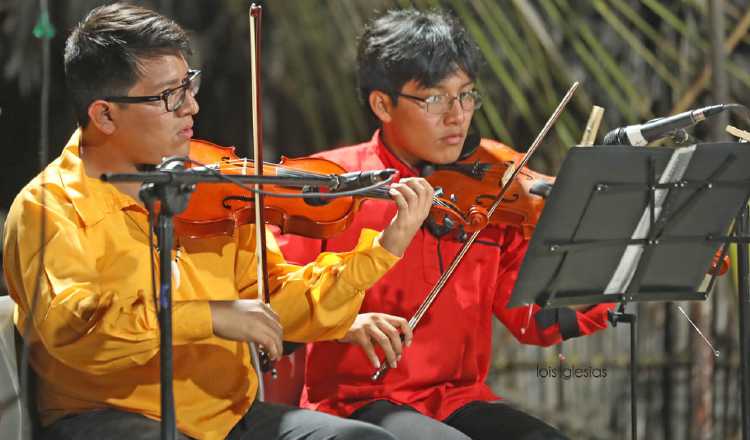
[529,181,553,199]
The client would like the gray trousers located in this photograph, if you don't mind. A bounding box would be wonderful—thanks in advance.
[42,401,397,440]
[350,400,570,440]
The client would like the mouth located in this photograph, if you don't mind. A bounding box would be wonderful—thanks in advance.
[178,124,194,139]
[440,133,465,146]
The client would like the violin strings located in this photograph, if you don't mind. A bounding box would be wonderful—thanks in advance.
[222,159,523,179]
[431,162,538,181]
[337,186,462,222]
[219,160,531,185]
[185,156,398,200]
[205,159,462,217]
[362,186,456,209]
[218,163,331,179]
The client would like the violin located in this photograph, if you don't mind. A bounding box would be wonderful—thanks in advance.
[422,136,555,240]
[173,139,483,240]
[420,138,733,274]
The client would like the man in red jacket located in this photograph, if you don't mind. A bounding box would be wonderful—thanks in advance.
[276,9,613,440]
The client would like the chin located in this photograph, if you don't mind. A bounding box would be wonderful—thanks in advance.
[432,148,462,164]
[173,141,191,157]
[430,157,455,165]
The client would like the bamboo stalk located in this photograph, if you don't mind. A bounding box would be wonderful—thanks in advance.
[579,105,605,146]
[672,6,750,113]
[726,125,750,142]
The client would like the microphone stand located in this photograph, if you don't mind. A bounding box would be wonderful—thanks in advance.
[138,180,187,440]
[102,167,374,440]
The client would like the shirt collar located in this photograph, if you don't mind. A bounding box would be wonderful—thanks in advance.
[57,129,141,227]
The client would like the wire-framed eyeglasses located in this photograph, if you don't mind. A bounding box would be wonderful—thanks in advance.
[395,90,482,115]
[104,69,202,113]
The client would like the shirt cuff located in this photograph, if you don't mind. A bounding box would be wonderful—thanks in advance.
[579,302,616,330]
[356,228,402,261]
[173,301,214,344]
[338,228,402,290]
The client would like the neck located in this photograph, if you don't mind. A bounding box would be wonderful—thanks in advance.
[80,128,143,202]
[379,128,420,170]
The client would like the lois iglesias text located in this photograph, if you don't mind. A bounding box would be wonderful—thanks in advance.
[536,365,608,380]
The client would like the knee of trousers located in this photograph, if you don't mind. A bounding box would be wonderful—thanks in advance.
[334,422,398,440]
[521,430,571,440]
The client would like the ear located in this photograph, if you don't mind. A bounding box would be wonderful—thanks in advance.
[368,90,393,124]
[87,100,117,135]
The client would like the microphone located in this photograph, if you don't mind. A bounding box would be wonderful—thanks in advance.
[602,104,728,146]
[330,169,397,192]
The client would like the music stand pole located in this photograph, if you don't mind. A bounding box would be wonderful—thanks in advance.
[608,307,637,440]
[737,205,750,440]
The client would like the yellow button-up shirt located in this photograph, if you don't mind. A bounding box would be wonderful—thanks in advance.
[2,131,400,439]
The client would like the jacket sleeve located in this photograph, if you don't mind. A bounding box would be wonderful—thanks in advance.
[492,227,613,347]
[235,226,400,343]
[3,192,213,376]
[272,226,325,265]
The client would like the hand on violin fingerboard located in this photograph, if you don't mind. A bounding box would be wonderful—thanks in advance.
[380,177,434,256]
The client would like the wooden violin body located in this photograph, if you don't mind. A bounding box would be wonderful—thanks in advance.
[423,138,555,240]
[175,139,472,240]
[176,139,368,239]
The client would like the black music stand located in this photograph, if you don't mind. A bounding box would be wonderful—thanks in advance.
[509,142,750,440]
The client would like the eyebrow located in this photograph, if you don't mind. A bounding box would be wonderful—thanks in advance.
[426,81,475,94]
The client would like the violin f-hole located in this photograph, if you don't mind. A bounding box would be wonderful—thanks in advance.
[302,186,330,207]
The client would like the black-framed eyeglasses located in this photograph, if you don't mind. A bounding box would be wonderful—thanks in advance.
[103,69,202,112]
[395,90,482,115]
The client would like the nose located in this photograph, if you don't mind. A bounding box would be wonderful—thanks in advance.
[443,97,466,125]
[177,91,200,117]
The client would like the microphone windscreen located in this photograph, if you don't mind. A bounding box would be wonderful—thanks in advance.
[602,128,626,146]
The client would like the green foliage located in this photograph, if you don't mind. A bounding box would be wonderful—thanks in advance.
[3,0,750,171]
[254,0,750,172]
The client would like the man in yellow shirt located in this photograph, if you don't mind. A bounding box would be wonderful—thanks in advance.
[2,4,433,440]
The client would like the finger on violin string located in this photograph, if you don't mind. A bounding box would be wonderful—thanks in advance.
[387,185,408,211]
[406,178,435,207]
[392,180,419,205]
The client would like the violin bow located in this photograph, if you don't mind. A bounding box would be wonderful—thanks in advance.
[371,82,580,381]
[248,3,272,400]
[249,4,268,304]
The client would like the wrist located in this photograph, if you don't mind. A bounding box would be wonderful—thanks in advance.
[379,228,407,257]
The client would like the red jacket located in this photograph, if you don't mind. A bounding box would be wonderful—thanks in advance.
[275,131,613,421]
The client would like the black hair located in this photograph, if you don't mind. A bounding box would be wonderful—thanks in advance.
[63,2,192,127]
[356,9,481,108]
